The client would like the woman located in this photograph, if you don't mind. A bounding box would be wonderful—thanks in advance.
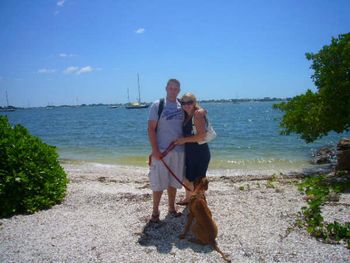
[174,92,211,205]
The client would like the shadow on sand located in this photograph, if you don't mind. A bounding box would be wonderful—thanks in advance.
[136,207,213,255]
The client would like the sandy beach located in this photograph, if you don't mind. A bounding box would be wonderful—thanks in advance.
[0,162,349,262]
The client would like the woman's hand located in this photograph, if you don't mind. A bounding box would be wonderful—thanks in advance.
[174,137,187,145]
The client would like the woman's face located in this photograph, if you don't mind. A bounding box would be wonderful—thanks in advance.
[181,98,195,114]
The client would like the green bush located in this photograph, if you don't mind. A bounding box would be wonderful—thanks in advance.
[0,116,68,218]
[298,174,350,248]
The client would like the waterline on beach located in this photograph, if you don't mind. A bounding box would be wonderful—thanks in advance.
[59,154,332,177]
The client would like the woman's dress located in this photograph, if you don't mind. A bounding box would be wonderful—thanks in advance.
[183,115,211,182]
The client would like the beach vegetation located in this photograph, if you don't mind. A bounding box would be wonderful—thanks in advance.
[297,173,350,248]
[274,32,350,143]
[0,116,68,218]
[239,184,250,191]
[266,180,275,189]
[266,175,277,188]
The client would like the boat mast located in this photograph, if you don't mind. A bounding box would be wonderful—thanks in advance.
[137,73,141,104]
[6,90,9,107]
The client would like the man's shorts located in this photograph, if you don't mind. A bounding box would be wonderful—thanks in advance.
[148,151,185,191]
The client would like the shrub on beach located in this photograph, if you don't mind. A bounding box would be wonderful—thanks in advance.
[0,116,68,218]
[298,174,350,248]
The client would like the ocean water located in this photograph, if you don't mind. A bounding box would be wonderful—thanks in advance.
[2,102,348,174]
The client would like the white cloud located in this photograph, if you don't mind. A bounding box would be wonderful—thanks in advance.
[63,66,98,75]
[59,53,76,58]
[38,68,56,74]
[77,66,93,74]
[57,0,65,7]
[64,66,79,74]
[54,0,66,15]
[135,28,145,34]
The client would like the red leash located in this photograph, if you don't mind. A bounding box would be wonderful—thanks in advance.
[149,142,192,192]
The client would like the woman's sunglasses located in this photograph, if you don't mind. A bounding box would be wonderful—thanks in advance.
[181,100,194,106]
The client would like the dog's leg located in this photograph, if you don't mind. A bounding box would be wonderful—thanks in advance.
[179,213,194,239]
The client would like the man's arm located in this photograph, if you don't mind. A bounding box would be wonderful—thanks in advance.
[148,120,162,160]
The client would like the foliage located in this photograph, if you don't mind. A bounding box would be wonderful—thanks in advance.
[274,33,350,143]
[297,174,350,248]
[0,116,68,218]
[239,184,250,191]
[266,175,277,188]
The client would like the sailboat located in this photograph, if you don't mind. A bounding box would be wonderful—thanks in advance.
[125,73,150,109]
[0,90,16,112]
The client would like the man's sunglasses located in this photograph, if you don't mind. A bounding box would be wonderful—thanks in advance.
[181,100,194,106]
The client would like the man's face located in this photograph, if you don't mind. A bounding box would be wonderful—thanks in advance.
[166,81,180,99]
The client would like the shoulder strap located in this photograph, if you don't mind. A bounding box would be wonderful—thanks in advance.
[158,98,164,120]
[192,114,208,135]
[155,98,164,132]
[192,114,208,126]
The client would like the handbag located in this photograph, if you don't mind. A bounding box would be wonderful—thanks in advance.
[192,115,217,144]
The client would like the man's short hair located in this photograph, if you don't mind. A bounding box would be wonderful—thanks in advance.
[167,79,180,88]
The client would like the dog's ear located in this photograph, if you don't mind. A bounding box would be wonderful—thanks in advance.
[202,177,209,191]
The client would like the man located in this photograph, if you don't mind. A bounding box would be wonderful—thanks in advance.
[148,79,184,223]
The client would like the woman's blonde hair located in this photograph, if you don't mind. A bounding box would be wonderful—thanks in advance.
[181,92,202,111]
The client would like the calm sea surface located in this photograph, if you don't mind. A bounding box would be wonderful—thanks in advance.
[2,102,348,174]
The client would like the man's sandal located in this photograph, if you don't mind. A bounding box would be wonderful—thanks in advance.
[150,213,160,223]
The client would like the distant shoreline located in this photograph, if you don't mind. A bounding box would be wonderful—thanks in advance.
[4,98,288,110]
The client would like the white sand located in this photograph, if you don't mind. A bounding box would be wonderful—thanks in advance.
[0,162,349,262]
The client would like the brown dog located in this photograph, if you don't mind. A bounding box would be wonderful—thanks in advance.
[179,177,231,262]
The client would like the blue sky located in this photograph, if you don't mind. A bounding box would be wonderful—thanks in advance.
[0,0,349,107]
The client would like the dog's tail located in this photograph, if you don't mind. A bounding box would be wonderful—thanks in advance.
[212,241,231,262]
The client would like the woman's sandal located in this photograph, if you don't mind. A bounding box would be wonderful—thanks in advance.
[168,210,182,218]
[150,213,160,223]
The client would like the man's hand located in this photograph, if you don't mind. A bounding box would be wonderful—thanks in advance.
[152,149,163,160]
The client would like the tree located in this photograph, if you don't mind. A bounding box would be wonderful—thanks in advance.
[274,33,350,143]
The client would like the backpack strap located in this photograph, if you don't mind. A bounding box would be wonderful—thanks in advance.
[158,98,164,120]
[155,98,164,132]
